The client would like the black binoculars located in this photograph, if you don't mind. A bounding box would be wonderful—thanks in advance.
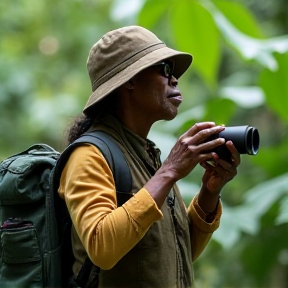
[210,125,260,162]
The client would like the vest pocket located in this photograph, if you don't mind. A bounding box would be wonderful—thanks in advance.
[0,225,42,288]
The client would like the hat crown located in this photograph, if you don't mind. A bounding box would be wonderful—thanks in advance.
[83,25,192,114]
[87,26,164,91]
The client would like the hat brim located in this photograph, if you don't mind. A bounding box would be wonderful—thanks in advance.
[83,46,193,114]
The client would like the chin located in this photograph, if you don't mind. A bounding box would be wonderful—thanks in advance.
[163,111,178,121]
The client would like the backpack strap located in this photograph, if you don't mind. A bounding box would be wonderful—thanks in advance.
[74,131,132,196]
[53,130,132,288]
[56,130,132,197]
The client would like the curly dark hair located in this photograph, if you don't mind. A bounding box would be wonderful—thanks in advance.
[66,93,115,144]
[66,114,93,144]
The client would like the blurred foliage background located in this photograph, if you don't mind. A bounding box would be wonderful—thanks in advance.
[1,0,288,287]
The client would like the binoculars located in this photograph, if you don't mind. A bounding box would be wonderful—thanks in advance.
[210,125,260,162]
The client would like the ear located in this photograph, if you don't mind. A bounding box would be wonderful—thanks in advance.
[123,80,134,90]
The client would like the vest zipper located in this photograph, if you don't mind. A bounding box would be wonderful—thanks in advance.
[167,192,186,288]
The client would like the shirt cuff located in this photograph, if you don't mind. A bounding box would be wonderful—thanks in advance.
[187,194,222,233]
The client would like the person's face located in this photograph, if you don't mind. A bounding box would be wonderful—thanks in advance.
[129,59,183,122]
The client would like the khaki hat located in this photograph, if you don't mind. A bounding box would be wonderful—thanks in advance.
[83,25,193,114]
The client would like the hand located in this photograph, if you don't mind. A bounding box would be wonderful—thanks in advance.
[146,122,230,208]
[200,140,241,195]
[159,122,227,182]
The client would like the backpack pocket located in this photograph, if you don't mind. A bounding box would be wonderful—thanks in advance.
[0,223,42,288]
[43,242,62,287]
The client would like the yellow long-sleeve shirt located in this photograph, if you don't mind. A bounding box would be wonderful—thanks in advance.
[59,144,222,270]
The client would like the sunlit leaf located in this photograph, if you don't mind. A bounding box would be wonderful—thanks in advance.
[214,173,288,249]
[252,142,288,177]
[259,52,288,122]
[111,0,144,21]
[204,1,288,71]
[203,98,237,124]
[137,0,168,28]
[243,173,288,215]
[213,204,259,249]
[172,1,220,87]
[276,195,288,225]
[213,0,264,38]
[220,86,265,108]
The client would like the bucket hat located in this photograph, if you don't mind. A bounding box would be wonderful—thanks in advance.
[83,25,193,114]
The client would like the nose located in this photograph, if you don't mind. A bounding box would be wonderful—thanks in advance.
[169,75,178,87]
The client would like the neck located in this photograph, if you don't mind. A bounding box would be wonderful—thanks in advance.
[112,87,157,139]
[114,111,153,139]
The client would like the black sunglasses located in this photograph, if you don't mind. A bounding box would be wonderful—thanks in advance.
[152,61,175,79]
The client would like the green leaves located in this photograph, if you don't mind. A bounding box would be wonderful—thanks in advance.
[276,195,288,225]
[172,1,220,87]
[138,0,167,28]
[214,173,288,249]
[206,1,288,70]
[1,0,288,286]
[259,52,288,122]
[138,2,288,285]
[212,0,264,38]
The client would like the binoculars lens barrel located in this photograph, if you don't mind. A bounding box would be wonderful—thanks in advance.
[219,125,260,155]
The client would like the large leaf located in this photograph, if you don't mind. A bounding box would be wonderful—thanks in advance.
[252,141,288,177]
[111,0,144,22]
[259,52,288,122]
[172,0,220,87]
[220,86,265,108]
[202,98,237,124]
[276,195,288,225]
[204,1,288,71]
[137,0,168,28]
[213,0,264,38]
[213,173,288,248]
[243,173,288,215]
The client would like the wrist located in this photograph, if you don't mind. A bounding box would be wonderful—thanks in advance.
[198,185,221,213]
[155,166,179,184]
[201,195,220,214]
[144,170,177,208]
[197,193,221,223]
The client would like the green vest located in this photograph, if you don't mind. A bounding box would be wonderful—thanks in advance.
[73,114,194,288]
[92,115,194,288]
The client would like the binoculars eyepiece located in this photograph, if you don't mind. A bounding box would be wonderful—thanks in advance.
[210,125,260,162]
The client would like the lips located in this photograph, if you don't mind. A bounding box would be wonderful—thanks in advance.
[167,92,182,99]
[167,93,183,103]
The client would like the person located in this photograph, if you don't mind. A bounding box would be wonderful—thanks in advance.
[58,25,241,288]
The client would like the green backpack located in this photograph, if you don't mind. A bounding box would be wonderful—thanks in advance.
[0,131,132,288]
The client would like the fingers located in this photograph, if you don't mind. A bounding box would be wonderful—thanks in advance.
[181,124,225,146]
[212,151,238,176]
[201,155,237,181]
[166,122,241,182]
[225,141,241,167]
[183,122,217,137]
[173,123,228,168]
